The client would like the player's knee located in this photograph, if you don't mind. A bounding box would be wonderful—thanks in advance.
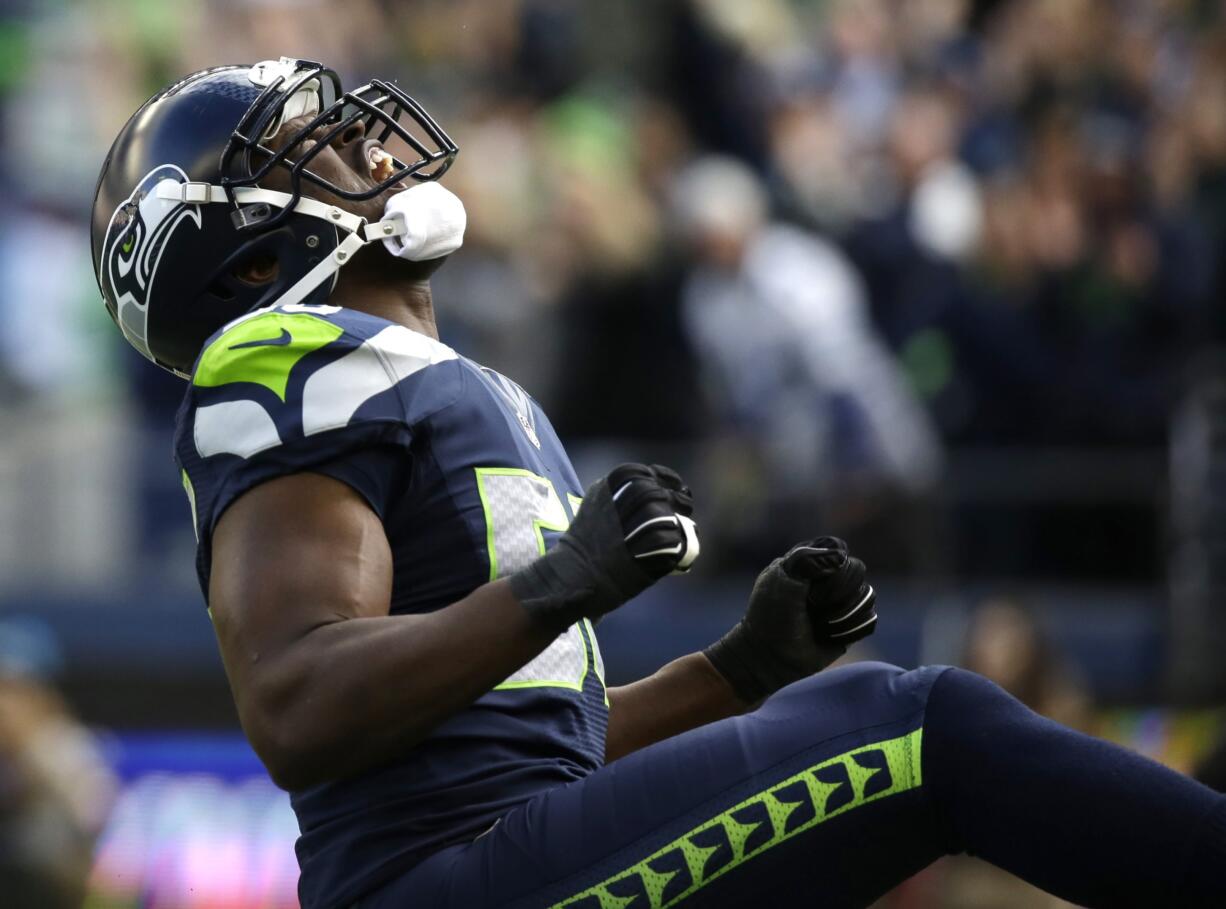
[928,667,1030,718]
[924,667,1038,755]
[768,661,941,723]
[835,659,908,679]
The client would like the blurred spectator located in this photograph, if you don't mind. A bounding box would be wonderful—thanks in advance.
[673,155,942,495]
[671,155,943,564]
[907,597,1091,909]
[0,625,115,909]
[542,93,708,447]
[961,597,1091,729]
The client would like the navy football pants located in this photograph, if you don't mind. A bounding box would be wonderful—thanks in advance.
[360,663,1226,908]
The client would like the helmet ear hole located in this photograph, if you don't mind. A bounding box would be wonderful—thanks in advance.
[233,252,280,286]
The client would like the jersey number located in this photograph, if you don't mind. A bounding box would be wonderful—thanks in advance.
[475,468,605,694]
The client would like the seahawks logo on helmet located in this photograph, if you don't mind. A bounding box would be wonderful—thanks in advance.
[100,165,202,360]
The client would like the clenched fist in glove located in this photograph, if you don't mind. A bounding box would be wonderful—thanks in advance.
[703,537,877,704]
[510,463,699,631]
[606,463,700,580]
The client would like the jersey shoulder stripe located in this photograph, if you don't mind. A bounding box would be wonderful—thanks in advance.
[194,398,282,459]
[194,311,344,401]
[186,305,458,462]
[301,323,456,436]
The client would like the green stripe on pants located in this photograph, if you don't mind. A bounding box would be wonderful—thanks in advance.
[552,727,923,909]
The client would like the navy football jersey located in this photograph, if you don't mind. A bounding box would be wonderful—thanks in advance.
[174,303,608,909]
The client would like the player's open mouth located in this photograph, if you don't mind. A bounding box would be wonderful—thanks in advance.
[365,141,397,184]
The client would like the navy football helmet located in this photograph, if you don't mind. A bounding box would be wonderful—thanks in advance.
[91,57,457,377]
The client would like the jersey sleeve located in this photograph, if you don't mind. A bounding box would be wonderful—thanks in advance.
[173,307,459,598]
[309,444,410,521]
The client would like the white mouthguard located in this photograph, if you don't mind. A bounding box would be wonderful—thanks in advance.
[381,182,467,262]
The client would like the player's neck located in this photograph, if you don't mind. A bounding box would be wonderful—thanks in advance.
[333,280,439,340]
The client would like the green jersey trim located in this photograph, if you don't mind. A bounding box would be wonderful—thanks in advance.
[181,469,199,541]
[193,312,344,401]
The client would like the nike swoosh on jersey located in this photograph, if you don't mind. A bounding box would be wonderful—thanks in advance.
[229,328,293,350]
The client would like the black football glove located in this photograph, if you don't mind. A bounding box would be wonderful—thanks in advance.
[510,463,699,630]
[607,463,699,579]
[703,536,877,704]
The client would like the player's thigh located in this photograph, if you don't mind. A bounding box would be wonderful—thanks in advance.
[363,662,954,909]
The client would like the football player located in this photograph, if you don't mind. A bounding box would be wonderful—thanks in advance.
[91,59,1224,908]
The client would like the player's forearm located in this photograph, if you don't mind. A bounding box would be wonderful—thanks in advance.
[604,653,749,763]
[233,579,558,790]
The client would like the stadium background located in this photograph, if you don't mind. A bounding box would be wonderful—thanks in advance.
[0,0,1224,905]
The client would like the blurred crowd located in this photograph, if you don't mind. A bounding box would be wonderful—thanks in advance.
[4,0,1226,577]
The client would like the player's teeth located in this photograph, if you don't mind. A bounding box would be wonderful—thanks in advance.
[371,152,395,182]
[369,149,394,180]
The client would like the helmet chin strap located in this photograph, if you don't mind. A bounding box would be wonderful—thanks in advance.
[156,180,414,310]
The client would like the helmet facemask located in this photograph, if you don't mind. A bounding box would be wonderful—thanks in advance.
[221,57,458,234]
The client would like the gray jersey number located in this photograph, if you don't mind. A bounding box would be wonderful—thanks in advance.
[475,468,604,694]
